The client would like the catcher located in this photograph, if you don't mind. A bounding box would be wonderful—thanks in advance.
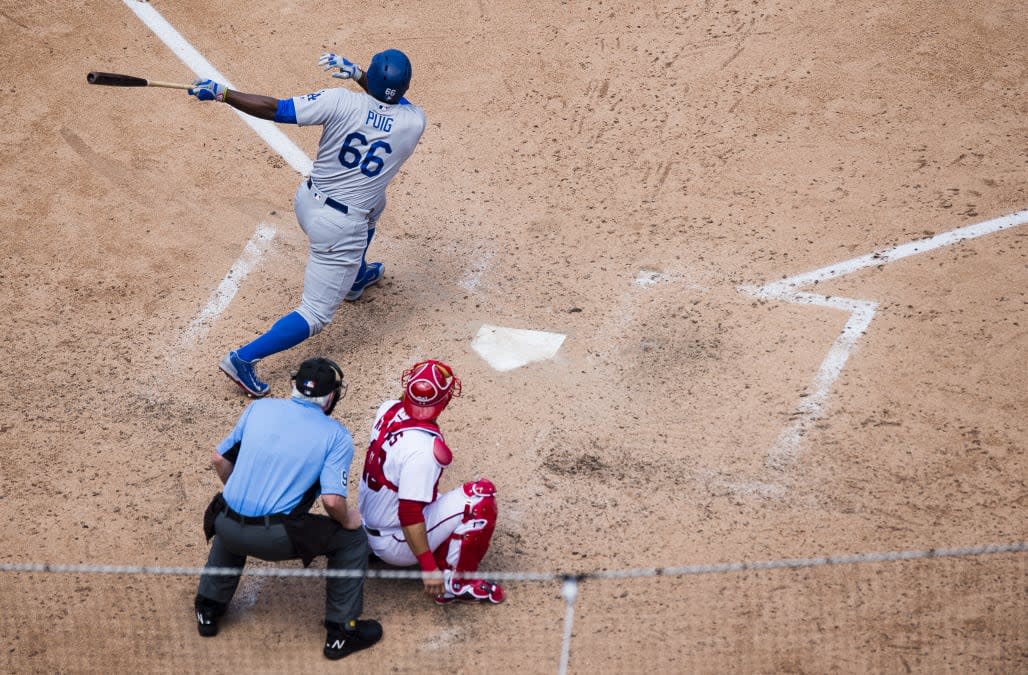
[357,359,505,604]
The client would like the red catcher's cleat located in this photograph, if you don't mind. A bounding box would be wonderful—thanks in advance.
[434,579,505,605]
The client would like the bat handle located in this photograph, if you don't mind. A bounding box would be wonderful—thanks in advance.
[147,80,195,90]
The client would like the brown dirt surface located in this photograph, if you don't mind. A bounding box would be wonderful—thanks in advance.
[1,1,1026,673]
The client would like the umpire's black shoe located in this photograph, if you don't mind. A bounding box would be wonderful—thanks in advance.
[195,596,227,637]
[324,619,383,660]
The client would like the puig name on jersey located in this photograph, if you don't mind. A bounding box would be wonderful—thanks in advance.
[366,109,394,132]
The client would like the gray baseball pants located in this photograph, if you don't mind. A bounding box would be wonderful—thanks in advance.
[196,512,369,624]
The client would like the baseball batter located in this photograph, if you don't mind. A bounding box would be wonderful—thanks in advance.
[358,359,505,604]
[187,49,426,398]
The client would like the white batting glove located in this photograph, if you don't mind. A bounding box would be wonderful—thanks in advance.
[319,52,364,81]
[188,79,227,102]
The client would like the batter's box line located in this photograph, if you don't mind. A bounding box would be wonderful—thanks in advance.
[181,223,277,348]
[740,208,1028,471]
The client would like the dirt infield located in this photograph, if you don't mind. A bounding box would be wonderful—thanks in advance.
[2,1,1026,672]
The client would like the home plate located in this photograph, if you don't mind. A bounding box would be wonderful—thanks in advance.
[472,324,566,372]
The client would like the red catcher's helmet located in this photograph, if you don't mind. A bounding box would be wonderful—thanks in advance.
[402,360,461,421]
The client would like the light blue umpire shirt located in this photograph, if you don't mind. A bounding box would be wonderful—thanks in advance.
[217,397,354,517]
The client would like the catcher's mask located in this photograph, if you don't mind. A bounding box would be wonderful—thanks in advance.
[366,49,412,104]
[401,359,461,421]
[292,357,347,414]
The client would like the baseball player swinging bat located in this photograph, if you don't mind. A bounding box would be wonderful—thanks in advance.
[86,71,193,90]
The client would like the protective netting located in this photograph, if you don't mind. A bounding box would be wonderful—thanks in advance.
[1,544,1025,674]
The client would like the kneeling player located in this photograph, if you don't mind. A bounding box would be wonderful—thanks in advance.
[357,360,504,604]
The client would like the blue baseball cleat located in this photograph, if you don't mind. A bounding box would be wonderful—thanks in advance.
[219,350,270,398]
[346,262,384,301]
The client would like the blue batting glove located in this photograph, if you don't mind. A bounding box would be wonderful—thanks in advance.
[189,79,227,102]
[318,52,363,81]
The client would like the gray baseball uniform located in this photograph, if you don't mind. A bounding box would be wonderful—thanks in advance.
[292,89,426,329]
[297,87,426,212]
[193,51,428,399]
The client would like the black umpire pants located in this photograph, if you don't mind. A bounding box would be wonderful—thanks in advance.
[196,511,369,624]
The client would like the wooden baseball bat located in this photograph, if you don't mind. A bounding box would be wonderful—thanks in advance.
[86,71,193,90]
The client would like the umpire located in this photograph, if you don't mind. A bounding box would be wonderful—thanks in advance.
[194,357,381,660]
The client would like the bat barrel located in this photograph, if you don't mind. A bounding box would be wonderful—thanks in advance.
[86,71,152,87]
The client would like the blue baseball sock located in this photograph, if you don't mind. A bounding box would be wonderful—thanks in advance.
[237,311,311,362]
[354,227,376,282]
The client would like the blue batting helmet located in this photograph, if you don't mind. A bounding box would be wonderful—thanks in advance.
[366,49,412,104]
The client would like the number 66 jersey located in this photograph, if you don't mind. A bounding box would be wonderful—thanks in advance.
[295,87,426,212]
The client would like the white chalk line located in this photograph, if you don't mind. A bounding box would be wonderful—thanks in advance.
[122,0,312,176]
[181,223,276,346]
[121,0,319,356]
[742,209,1028,468]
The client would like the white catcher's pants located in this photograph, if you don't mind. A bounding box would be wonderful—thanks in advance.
[364,486,469,566]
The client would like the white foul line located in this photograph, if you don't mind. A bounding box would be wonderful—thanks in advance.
[122,0,312,176]
[741,209,1028,469]
[182,223,276,346]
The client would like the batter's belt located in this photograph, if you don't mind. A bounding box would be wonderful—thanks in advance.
[307,178,349,214]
